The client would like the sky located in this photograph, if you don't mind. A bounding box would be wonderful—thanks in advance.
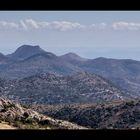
[0,11,140,60]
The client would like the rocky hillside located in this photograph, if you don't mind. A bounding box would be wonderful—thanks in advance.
[79,57,140,97]
[0,72,128,105]
[0,122,16,129]
[32,100,140,129]
[0,96,86,129]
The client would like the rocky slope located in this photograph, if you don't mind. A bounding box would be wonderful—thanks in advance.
[78,57,140,97]
[0,96,86,129]
[32,100,140,129]
[0,122,17,129]
[0,72,128,105]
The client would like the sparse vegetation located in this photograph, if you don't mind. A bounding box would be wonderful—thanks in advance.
[0,72,126,105]
[32,100,140,129]
[1,44,140,129]
[0,97,86,129]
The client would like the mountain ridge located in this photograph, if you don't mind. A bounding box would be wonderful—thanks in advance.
[0,44,140,98]
[60,52,88,62]
[7,45,48,61]
[0,72,129,105]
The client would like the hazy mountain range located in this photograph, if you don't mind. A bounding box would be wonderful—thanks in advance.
[0,44,140,98]
[0,44,140,129]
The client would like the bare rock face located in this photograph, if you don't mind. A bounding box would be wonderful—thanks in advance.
[0,97,87,129]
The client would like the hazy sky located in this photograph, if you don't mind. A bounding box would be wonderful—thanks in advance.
[0,11,140,60]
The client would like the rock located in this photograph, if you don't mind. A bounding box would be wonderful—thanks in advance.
[0,96,87,129]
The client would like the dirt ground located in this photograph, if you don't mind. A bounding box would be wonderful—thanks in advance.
[0,122,16,129]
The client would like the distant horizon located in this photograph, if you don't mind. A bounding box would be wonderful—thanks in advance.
[1,11,140,60]
[0,44,139,61]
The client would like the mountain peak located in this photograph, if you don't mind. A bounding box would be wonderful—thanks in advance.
[63,52,81,58]
[60,52,88,61]
[65,52,79,57]
[7,45,46,60]
[15,44,42,52]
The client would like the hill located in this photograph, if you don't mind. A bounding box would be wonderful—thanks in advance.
[0,72,127,105]
[0,96,86,129]
[32,100,140,129]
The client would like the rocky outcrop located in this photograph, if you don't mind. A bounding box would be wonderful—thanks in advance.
[0,97,87,129]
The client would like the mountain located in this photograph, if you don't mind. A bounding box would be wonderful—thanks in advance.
[0,53,5,59]
[60,52,88,65]
[0,45,83,79]
[0,52,11,65]
[7,45,50,61]
[79,57,140,97]
[0,96,86,129]
[0,53,15,72]
[0,53,6,65]
[0,72,128,105]
[0,44,140,98]
[0,54,82,79]
[33,99,140,129]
